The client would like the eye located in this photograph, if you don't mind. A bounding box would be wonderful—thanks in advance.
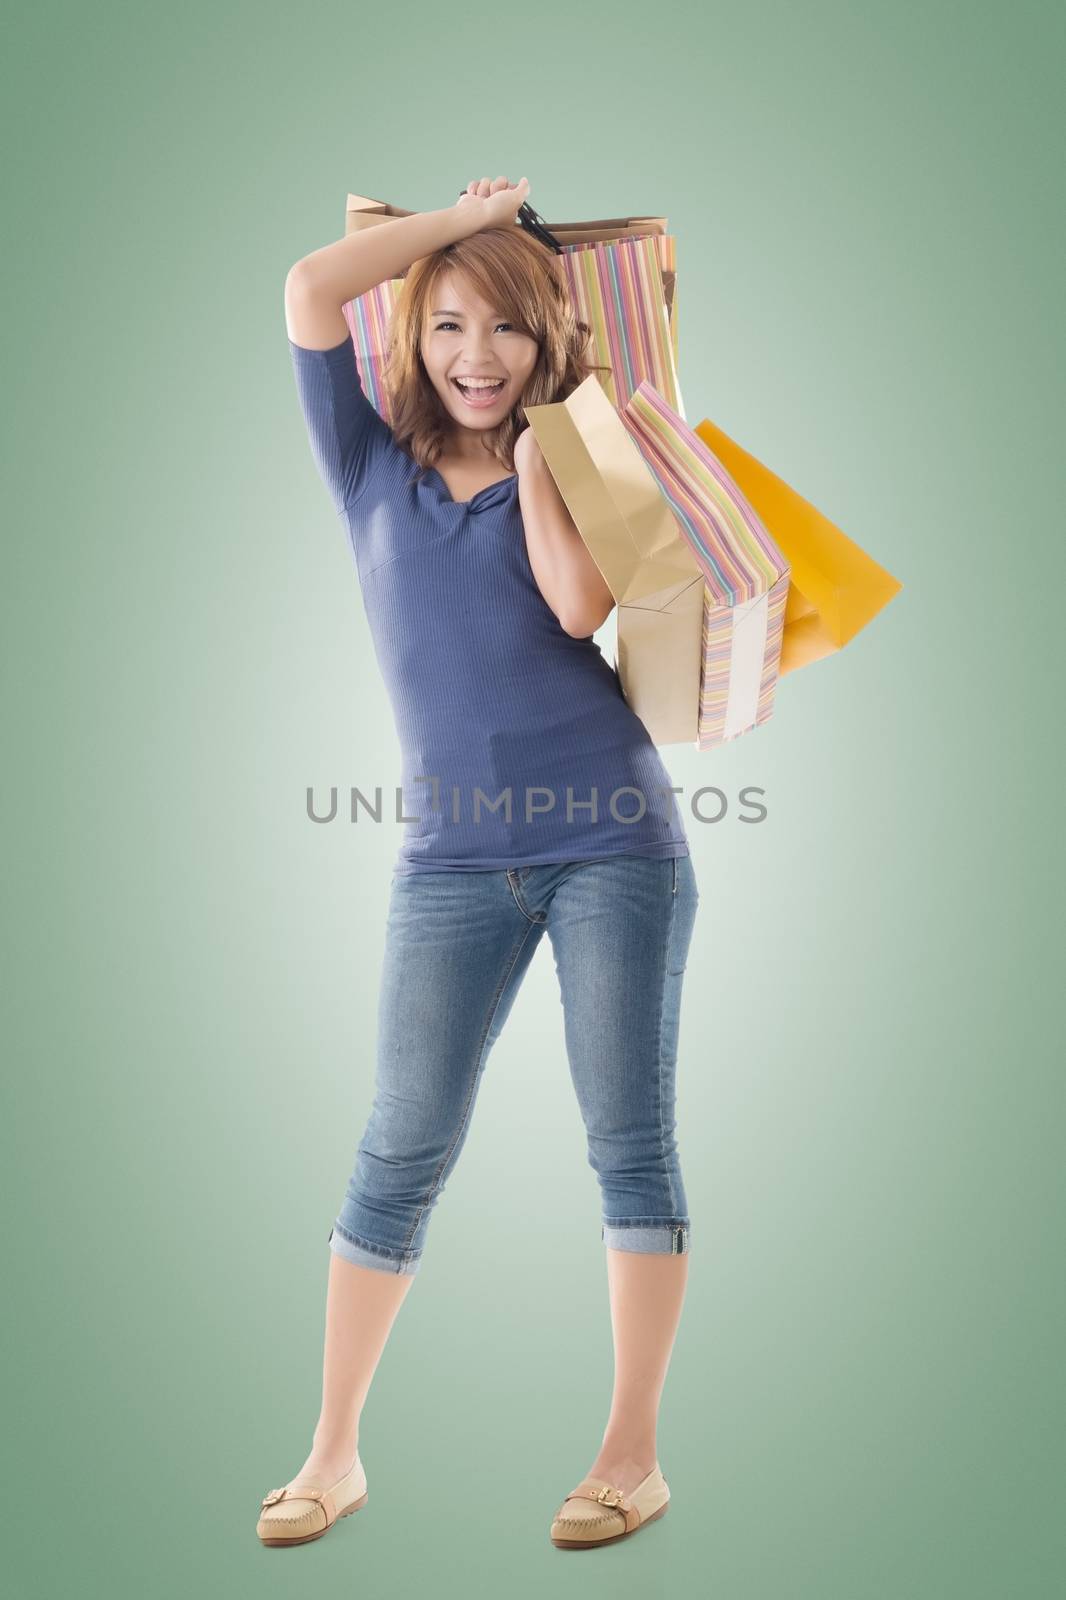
[435,321,514,333]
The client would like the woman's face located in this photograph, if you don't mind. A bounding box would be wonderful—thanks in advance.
[420,269,539,443]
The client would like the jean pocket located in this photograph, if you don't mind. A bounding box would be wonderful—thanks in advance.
[671,857,679,895]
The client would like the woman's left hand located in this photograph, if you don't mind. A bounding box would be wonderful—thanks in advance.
[512,425,542,476]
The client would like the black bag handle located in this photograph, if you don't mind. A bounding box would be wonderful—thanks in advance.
[516,201,563,253]
[455,189,563,253]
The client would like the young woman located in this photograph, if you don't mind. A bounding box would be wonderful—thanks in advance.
[258,176,700,1551]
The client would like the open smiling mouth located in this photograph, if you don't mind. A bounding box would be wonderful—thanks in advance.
[451,378,508,408]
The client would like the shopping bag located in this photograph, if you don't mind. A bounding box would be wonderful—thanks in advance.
[694,419,903,676]
[345,193,679,355]
[524,374,790,749]
[341,193,683,418]
[550,234,682,415]
[341,282,399,421]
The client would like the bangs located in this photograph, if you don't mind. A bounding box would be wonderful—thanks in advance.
[423,256,539,341]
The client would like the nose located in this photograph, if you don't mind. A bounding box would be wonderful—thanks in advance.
[461,333,495,363]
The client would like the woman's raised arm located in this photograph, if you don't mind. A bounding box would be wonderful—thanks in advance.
[284,205,480,349]
[284,178,530,348]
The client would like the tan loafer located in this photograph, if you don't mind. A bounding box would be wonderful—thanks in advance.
[256,1454,368,1547]
[550,1464,670,1549]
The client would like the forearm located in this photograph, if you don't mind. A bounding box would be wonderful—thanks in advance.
[517,452,615,638]
[288,205,478,309]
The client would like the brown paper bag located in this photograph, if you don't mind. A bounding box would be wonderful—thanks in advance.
[524,376,705,744]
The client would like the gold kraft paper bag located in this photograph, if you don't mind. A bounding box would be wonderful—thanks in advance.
[524,375,790,749]
[525,373,704,745]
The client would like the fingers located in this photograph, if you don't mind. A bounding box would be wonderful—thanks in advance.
[465,175,527,197]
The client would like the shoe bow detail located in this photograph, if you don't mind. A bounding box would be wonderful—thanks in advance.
[261,1483,327,1509]
[596,1485,625,1507]
[556,1478,641,1533]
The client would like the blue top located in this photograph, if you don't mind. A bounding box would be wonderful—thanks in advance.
[288,333,690,874]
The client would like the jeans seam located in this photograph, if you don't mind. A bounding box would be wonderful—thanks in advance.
[507,867,546,924]
[656,873,680,1222]
[603,1216,690,1227]
[399,917,542,1254]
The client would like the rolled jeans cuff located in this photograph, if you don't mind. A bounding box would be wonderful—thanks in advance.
[329,1224,422,1276]
[601,1220,690,1254]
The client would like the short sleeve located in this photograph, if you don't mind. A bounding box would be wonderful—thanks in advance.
[288,333,394,515]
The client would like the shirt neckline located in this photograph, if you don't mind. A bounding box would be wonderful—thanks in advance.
[423,465,520,510]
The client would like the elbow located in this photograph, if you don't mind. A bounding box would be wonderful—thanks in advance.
[559,601,613,639]
[285,259,316,304]
[284,263,308,326]
[285,259,336,316]
[559,572,615,638]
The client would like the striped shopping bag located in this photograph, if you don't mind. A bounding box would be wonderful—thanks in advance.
[345,193,681,363]
[339,192,683,420]
[551,233,682,415]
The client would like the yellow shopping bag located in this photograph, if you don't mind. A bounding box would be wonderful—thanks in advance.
[695,420,902,675]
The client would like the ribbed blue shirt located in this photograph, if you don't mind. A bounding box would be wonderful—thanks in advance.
[289,333,691,874]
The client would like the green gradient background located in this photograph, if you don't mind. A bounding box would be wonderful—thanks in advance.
[2,1,1062,1595]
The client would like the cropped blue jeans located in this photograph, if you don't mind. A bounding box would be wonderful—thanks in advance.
[328,852,700,1275]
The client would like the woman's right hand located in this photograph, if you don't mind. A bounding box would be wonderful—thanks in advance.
[454,175,530,231]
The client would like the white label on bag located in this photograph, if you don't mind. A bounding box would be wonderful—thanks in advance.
[724,593,769,740]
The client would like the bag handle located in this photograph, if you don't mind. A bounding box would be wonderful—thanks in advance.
[455,189,563,253]
[516,201,563,253]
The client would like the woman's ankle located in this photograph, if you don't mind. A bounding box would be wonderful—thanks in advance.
[309,1425,360,1466]
[298,1445,360,1486]
[595,1426,658,1469]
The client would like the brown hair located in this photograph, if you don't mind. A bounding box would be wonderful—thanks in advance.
[380,226,610,476]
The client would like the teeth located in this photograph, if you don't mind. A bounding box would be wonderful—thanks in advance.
[455,377,505,389]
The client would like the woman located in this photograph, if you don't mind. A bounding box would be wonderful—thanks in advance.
[258,176,700,1551]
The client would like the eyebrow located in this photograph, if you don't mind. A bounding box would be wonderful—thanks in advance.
[430,308,507,317]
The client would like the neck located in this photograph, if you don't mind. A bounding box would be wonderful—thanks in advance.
[441,433,501,465]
